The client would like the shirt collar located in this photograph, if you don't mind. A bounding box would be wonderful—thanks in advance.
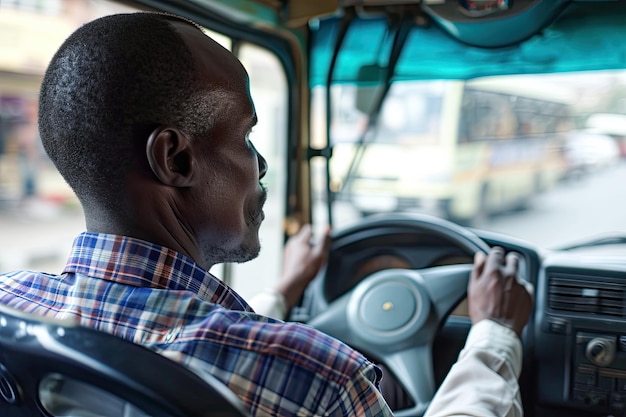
[63,232,252,312]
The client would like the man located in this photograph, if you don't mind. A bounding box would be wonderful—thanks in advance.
[0,12,533,416]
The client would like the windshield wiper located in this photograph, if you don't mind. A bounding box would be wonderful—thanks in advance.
[557,234,626,251]
[319,7,355,227]
[338,11,415,197]
[318,7,416,226]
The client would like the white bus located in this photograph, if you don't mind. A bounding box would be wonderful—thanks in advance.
[326,75,575,226]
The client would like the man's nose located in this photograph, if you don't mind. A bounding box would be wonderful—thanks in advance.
[251,142,268,179]
[258,152,268,179]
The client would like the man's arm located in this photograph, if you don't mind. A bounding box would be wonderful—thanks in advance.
[425,248,534,417]
[425,320,523,417]
[249,224,331,319]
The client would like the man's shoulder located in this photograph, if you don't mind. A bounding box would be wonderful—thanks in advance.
[0,269,60,284]
[184,307,372,384]
[0,269,64,306]
[177,309,387,417]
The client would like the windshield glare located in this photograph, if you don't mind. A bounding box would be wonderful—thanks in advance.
[312,70,626,249]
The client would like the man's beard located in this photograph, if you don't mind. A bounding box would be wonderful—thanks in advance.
[203,184,267,264]
[202,241,260,264]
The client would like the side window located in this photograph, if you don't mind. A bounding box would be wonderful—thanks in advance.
[0,1,288,301]
[461,90,517,141]
[514,96,570,136]
[0,0,137,272]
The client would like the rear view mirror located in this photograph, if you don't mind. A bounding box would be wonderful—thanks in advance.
[355,64,386,115]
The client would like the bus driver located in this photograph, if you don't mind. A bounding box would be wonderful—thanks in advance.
[0,12,533,417]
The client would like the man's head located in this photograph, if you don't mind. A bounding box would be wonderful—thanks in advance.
[39,13,268,267]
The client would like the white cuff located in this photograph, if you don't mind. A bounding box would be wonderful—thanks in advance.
[248,288,288,320]
[465,319,523,377]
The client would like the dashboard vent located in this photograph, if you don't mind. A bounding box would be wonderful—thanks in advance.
[548,272,626,318]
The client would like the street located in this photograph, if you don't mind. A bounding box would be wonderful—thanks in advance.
[485,163,626,249]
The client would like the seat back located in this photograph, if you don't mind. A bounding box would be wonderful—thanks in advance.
[0,303,250,417]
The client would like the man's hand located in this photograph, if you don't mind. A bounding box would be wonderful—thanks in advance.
[468,247,534,337]
[276,224,331,313]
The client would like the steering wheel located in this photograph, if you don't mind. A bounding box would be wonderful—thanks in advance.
[306,213,490,416]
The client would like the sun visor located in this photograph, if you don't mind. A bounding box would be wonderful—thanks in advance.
[310,2,626,86]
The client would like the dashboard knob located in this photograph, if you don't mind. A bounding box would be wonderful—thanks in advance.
[586,338,616,367]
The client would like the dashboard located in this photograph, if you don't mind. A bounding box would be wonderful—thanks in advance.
[322,231,475,305]
[289,214,626,417]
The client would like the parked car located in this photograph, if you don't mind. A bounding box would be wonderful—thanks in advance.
[585,113,626,158]
[564,130,620,178]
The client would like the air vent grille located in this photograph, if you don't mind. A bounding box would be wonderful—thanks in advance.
[548,273,626,318]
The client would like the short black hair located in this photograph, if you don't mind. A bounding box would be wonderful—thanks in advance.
[39,12,213,212]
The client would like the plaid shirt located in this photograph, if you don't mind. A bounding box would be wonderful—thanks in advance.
[0,232,392,416]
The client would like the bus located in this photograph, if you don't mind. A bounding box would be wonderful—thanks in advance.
[325,76,575,226]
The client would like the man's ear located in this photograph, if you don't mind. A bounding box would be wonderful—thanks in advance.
[145,126,194,187]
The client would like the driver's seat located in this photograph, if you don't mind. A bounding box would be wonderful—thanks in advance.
[0,303,250,417]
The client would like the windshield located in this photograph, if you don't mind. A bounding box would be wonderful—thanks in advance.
[310,6,626,250]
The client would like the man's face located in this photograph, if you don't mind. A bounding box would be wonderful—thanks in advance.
[174,23,268,265]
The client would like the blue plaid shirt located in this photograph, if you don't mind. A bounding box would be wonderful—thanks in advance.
[0,232,392,416]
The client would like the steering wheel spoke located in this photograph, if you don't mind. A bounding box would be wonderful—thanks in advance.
[386,346,435,417]
[306,293,360,347]
[419,264,473,321]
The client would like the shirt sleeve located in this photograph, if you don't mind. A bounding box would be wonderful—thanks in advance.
[329,361,395,417]
[424,319,523,417]
[248,288,288,320]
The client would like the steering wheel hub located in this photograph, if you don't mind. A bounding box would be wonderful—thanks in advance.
[347,271,431,346]
[359,280,421,332]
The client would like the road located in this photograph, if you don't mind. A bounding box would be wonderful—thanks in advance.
[484,163,626,249]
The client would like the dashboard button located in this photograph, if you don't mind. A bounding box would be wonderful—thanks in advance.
[547,318,567,334]
[586,337,616,367]
[575,372,595,386]
[619,335,626,352]
[586,392,608,407]
[576,365,596,386]
[617,378,626,393]
[598,375,614,391]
